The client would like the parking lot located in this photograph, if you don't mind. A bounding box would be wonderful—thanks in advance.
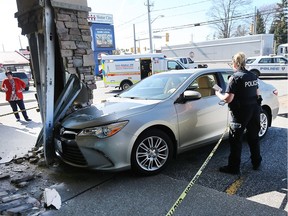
[0,78,287,215]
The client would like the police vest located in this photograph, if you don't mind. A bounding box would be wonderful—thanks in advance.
[228,70,258,110]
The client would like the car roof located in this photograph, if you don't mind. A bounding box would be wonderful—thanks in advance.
[156,68,233,75]
[12,71,26,74]
[247,55,287,59]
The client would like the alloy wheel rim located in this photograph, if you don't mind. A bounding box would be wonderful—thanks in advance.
[259,112,268,137]
[136,136,169,171]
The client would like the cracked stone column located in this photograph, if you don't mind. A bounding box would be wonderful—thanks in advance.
[15,0,96,164]
[52,0,96,102]
[16,0,96,103]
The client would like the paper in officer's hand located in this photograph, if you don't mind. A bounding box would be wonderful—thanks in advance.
[212,84,222,92]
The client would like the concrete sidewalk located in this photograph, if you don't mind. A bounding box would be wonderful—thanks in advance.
[42,173,287,216]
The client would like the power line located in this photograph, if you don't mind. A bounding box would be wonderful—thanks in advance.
[116,12,147,28]
[115,0,211,28]
[117,7,279,41]
[152,8,278,33]
[152,0,211,12]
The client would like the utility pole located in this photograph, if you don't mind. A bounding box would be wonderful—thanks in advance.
[133,24,136,54]
[146,0,153,53]
[254,7,257,34]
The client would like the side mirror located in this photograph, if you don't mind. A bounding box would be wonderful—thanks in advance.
[183,90,201,100]
[175,90,201,104]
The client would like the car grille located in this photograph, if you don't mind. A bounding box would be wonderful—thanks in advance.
[61,141,88,166]
[56,127,88,166]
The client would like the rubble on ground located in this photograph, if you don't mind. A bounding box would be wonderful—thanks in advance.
[0,146,61,216]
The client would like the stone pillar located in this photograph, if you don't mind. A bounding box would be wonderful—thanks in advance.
[53,5,96,101]
[16,0,96,103]
[15,0,97,164]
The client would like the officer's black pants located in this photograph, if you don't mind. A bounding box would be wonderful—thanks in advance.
[228,104,262,170]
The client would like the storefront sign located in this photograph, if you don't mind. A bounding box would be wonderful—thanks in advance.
[88,13,113,24]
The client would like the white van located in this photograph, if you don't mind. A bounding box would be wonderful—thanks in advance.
[102,53,186,90]
[277,43,288,58]
[172,57,208,69]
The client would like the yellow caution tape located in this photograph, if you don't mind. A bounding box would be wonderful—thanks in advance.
[166,127,229,216]
[0,106,39,118]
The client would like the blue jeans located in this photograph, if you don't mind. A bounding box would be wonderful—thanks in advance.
[9,100,29,120]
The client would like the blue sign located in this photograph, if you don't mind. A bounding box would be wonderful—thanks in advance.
[91,23,115,51]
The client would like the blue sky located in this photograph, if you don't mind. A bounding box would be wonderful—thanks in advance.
[0,0,281,51]
[87,0,280,50]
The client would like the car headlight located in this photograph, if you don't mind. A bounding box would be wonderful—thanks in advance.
[78,121,128,138]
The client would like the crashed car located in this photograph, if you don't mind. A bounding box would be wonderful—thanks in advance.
[54,68,279,175]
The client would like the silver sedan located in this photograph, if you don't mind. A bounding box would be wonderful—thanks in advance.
[54,68,279,175]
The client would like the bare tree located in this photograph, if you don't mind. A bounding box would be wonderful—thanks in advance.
[207,0,252,38]
[258,4,277,33]
[233,24,249,36]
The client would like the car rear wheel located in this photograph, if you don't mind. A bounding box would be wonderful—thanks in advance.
[259,109,269,138]
[131,129,173,175]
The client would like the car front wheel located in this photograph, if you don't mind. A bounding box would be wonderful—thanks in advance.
[131,129,173,175]
[259,109,269,138]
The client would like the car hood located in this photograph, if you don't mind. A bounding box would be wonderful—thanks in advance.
[61,97,160,129]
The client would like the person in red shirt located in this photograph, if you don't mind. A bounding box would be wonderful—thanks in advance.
[1,71,31,122]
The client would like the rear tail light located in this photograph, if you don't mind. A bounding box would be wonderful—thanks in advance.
[273,89,278,96]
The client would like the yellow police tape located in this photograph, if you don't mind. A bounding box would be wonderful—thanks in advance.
[0,106,39,118]
[166,127,229,216]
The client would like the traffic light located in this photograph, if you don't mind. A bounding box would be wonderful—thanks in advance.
[165,33,169,42]
[249,23,254,35]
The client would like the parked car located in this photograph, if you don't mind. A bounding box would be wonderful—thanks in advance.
[172,57,208,69]
[246,55,288,77]
[54,68,279,175]
[12,72,30,91]
[0,72,6,89]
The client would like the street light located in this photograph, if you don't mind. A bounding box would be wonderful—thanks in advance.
[151,15,164,24]
[148,14,164,53]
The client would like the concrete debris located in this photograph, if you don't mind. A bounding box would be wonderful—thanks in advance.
[16,181,29,188]
[0,191,8,197]
[0,194,41,215]
[0,174,10,180]
[43,188,62,210]
[1,193,27,203]
[6,203,34,215]
[11,174,35,184]
[0,146,48,215]
[29,156,40,164]
[14,158,25,164]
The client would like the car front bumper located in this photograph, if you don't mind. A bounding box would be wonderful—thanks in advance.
[54,126,135,171]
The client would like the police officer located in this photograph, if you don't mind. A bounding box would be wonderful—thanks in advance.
[215,52,262,174]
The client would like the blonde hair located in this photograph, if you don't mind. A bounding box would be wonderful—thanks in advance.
[232,52,246,70]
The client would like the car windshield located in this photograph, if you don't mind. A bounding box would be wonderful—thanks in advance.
[118,73,191,100]
[13,73,27,79]
[246,58,256,64]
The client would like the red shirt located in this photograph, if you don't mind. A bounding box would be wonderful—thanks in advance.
[1,78,26,101]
